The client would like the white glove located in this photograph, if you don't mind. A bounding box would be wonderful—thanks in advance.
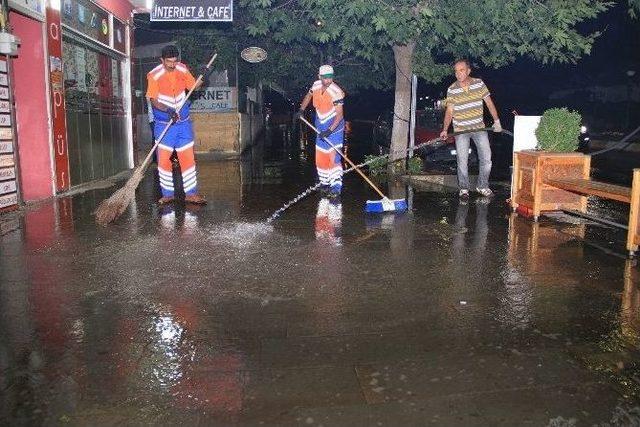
[492,119,502,133]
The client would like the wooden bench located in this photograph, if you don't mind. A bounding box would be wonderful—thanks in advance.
[544,169,640,257]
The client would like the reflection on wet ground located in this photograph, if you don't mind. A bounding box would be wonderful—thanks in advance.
[1,126,639,425]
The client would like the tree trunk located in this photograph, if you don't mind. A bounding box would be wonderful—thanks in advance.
[389,41,415,175]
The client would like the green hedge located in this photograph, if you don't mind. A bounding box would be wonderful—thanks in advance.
[364,155,423,175]
[535,108,582,152]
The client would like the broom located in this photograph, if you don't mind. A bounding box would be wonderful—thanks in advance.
[94,53,218,226]
[300,117,407,213]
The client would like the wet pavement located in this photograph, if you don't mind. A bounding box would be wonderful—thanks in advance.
[1,129,640,426]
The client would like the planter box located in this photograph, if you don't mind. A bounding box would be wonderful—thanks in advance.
[511,150,590,220]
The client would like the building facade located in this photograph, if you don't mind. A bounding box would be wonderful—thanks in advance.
[1,0,134,212]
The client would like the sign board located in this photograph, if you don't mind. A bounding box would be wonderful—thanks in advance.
[151,0,232,21]
[0,54,16,211]
[0,127,12,139]
[0,154,13,167]
[0,179,16,195]
[113,18,126,54]
[0,114,11,127]
[0,167,15,180]
[191,87,236,112]
[0,140,12,153]
[240,47,267,63]
[0,192,17,209]
[513,116,541,152]
[8,0,45,21]
[47,4,71,191]
[61,0,109,46]
[511,115,541,201]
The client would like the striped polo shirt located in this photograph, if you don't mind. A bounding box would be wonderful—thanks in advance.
[446,78,490,132]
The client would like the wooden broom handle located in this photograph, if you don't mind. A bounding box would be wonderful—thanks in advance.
[300,117,387,199]
[141,53,218,170]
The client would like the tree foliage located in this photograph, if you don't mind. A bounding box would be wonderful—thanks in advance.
[629,0,640,17]
[171,16,393,100]
[159,0,634,171]
[162,0,638,96]
[239,0,622,171]
[241,0,616,81]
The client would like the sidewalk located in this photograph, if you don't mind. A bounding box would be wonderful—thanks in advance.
[0,156,639,426]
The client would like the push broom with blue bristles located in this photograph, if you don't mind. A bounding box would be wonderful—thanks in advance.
[300,117,407,213]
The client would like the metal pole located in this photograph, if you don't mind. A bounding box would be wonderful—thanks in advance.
[562,209,628,230]
[408,74,417,160]
[235,42,240,148]
[235,43,239,97]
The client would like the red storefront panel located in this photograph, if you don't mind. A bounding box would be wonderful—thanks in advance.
[46,3,71,192]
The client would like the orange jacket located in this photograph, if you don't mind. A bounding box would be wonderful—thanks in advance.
[146,62,196,112]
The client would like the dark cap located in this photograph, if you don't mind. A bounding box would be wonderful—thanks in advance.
[161,45,179,59]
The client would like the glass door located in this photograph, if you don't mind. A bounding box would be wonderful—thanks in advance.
[62,34,128,186]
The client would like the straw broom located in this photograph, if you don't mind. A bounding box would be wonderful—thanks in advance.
[95,53,217,226]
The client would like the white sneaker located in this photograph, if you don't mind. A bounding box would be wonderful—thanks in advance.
[459,189,469,197]
[476,187,493,197]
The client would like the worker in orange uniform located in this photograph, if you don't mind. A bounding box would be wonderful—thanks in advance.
[295,64,346,198]
[147,45,206,205]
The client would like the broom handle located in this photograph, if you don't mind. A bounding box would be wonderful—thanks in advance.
[300,117,387,199]
[140,53,218,170]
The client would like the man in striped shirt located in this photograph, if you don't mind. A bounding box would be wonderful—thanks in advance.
[440,59,501,198]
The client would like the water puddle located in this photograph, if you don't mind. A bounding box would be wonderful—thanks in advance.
[205,222,274,248]
[262,132,482,222]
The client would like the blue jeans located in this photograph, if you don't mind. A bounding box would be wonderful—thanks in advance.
[454,130,492,190]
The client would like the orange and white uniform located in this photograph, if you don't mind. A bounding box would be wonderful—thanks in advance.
[310,80,345,192]
[147,62,196,121]
[315,197,342,246]
[146,63,199,197]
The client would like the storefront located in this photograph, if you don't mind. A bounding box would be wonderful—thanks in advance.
[6,0,134,203]
[58,0,134,188]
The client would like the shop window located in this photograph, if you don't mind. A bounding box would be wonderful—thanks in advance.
[63,35,127,185]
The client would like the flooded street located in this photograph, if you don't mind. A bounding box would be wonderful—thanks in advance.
[1,127,639,426]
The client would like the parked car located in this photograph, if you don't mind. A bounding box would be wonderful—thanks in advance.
[372,108,476,169]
